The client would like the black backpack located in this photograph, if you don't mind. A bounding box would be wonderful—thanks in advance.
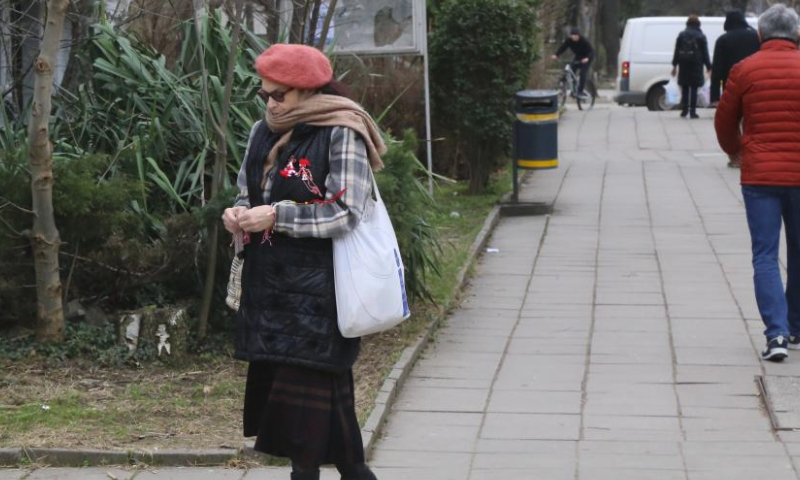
[677,36,701,63]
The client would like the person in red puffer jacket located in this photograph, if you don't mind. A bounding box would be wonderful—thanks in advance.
[715,3,800,363]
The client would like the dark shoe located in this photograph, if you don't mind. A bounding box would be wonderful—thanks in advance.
[339,463,378,480]
[762,336,789,362]
[690,113,699,119]
[680,111,688,118]
[788,335,800,350]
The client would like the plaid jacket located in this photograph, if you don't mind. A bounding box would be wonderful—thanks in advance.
[235,122,373,238]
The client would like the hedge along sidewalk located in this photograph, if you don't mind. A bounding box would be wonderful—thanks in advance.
[0,200,504,469]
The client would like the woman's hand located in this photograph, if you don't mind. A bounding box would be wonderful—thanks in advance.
[222,206,247,234]
[238,205,276,233]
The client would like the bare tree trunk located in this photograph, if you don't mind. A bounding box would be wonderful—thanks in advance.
[12,0,42,114]
[306,0,320,46]
[578,0,598,41]
[245,0,254,32]
[731,0,749,11]
[599,0,619,76]
[289,0,309,44]
[60,0,95,93]
[198,0,245,340]
[316,0,336,50]
[28,0,69,343]
[266,0,280,44]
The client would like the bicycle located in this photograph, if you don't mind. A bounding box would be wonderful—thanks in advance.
[557,61,597,111]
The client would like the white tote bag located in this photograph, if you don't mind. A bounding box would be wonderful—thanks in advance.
[333,175,410,338]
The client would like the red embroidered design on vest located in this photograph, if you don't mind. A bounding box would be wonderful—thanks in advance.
[279,156,322,197]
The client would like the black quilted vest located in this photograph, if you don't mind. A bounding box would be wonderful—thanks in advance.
[234,121,360,373]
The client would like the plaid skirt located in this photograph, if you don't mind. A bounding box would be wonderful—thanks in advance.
[243,362,365,467]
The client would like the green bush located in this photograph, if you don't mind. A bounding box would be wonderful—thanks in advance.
[430,0,539,193]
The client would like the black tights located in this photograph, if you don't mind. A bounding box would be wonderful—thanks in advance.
[681,84,698,114]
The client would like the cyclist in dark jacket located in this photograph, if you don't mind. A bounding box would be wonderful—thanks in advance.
[710,9,760,103]
[551,27,595,97]
[671,15,712,118]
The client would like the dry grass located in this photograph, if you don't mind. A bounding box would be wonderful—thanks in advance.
[0,319,431,451]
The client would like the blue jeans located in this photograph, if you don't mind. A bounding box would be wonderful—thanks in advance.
[742,185,800,340]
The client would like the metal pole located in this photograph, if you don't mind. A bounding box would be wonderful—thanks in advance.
[512,122,518,202]
[421,7,434,196]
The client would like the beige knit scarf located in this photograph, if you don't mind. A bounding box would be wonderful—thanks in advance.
[265,94,386,172]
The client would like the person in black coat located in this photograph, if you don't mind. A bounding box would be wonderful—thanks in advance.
[710,9,760,103]
[671,15,712,118]
[551,27,595,97]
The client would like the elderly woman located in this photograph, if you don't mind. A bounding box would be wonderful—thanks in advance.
[221,44,384,480]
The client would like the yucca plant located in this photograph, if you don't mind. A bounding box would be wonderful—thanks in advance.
[56,11,267,220]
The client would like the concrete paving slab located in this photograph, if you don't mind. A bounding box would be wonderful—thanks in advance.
[480,413,580,441]
[473,439,576,455]
[369,450,471,469]
[584,396,679,417]
[760,375,800,430]
[576,467,687,480]
[402,376,493,390]
[583,415,684,442]
[133,468,244,480]
[471,451,574,470]
[592,318,670,333]
[579,452,685,470]
[674,365,762,384]
[24,469,137,480]
[0,471,27,480]
[578,441,681,456]
[240,468,293,480]
[675,347,759,366]
[363,466,468,480]
[470,468,574,480]
[408,362,498,380]
[486,390,582,415]
[392,386,488,413]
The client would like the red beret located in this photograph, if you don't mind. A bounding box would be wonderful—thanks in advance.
[255,44,333,90]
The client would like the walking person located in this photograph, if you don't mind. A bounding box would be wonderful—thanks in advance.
[551,27,595,98]
[714,3,800,362]
[710,9,760,105]
[222,43,384,479]
[671,15,712,119]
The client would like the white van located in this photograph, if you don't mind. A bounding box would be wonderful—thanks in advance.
[614,16,757,110]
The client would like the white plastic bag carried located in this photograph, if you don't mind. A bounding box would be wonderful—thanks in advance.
[698,84,711,108]
[664,78,681,108]
[333,174,410,338]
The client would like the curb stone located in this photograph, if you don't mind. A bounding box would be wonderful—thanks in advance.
[0,447,239,468]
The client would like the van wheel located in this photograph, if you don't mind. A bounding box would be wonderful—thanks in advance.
[647,84,668,111]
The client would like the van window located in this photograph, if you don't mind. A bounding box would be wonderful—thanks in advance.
[641,24,677,55]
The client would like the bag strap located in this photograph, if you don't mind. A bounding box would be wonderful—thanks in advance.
[369,169,383,204]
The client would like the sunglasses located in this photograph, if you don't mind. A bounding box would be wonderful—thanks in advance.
[257,87,293,103]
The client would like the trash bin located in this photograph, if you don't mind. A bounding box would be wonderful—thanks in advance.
[512,90,559,201]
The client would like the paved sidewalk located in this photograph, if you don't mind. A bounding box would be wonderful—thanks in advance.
[4,105,799,479]
[367,105,800,480]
